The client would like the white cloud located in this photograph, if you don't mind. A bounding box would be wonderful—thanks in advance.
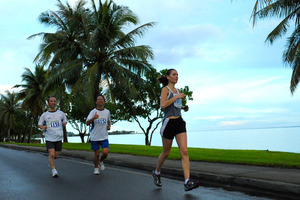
[189,70,292,106]
[243,77,282,88]
[195,115,238,120]
[0,84,20,95]
[196,116,225,120]
[149,23,222,65]
[0,51,15,65]
[220,120,247,126]
[226,107,287,115]
[68,0,79,6]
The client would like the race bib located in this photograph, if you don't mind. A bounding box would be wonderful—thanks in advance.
[50,121,60,128]
[97,118,107,126]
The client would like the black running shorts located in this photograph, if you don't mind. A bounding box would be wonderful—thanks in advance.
[46,141,62,151]
[160,117,186,140]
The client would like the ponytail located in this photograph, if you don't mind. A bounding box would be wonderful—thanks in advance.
[158,69,176,87]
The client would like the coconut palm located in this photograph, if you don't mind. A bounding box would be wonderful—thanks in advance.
[14,65,49,142]
[251,0,300,93]
[0,91,21,141]
[82,0,155,102]
[28,0,88,97]
[29,0,87,66]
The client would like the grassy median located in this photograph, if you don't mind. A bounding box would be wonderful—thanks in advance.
[3,142,300,168]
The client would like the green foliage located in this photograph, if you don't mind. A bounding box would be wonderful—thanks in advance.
[0,91,22,141]
[180,86,193,106]
[13,65,48,115]
[68,91,93,124]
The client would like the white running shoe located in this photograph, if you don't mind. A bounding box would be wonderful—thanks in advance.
[94,168,100,175]
[99,161,105,171]
[52,169,58,178]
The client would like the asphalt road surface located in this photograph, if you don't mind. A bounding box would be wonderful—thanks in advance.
[0,147,273,200]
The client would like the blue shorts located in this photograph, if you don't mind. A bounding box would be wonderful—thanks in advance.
[91,139,109,151]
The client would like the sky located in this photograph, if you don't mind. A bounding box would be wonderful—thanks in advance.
[0,0,300,134]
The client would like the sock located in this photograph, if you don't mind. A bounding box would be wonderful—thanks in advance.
[184,179,189,184]
[155,169,160,175]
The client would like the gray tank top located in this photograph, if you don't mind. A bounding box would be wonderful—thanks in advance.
[163,86,182,119]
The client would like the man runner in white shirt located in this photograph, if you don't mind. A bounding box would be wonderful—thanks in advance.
[38,97,67,178]
[86,95,111,175]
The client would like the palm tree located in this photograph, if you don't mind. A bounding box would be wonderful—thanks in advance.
[0,91,21,141]
[82,0,155,101]
[29,0,88,67]
[251,0,300,93]
[14,65,49,142]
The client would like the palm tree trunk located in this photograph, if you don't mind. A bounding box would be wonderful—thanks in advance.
[7,127,11,142]
[0,130,3,142]
[17,132,21,142]
[27,117,34,143]
[22,124,29,143]
[59,91,68,143]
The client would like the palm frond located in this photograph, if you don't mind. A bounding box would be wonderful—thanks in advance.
[283,25,300,63]
[265,15,290,44]
[290,53,300,93]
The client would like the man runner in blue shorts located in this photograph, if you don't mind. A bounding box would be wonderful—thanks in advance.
[86,95,111,175]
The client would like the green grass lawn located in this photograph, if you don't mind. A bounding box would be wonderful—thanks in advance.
[4,142,300,168]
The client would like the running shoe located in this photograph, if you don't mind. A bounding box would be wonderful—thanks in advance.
[184,180,200,191]
[152,170,162,187]
[52,169,59,178]
[99,161,105,171]
[94,168,100,175]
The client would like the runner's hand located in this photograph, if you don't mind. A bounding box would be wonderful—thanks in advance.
[93,112,99,119]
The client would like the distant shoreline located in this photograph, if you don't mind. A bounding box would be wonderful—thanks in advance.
[190,125,300,132]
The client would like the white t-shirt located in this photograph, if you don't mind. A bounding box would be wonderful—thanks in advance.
[38,110,67,142]
[86,108,111,141]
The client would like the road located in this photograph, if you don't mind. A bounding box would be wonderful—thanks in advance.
[0,147,273,200]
